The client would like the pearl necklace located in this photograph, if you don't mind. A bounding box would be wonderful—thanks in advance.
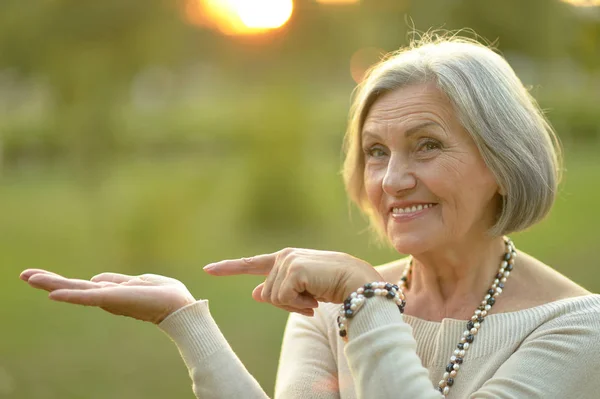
[398,237,516,398]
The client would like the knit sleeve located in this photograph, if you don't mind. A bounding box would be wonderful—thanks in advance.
[469,309,600,398]
[343,296,443,399]
[274,309,341,399]
[158,300,269,399]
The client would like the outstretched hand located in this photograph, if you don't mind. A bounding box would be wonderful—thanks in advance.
[203,248,382,316]
[20,269,196,324]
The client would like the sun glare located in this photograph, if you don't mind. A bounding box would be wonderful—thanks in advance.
[235,0,293,29]
[185,0,294,35]
[560,0,600,5]
[315,0,360,4]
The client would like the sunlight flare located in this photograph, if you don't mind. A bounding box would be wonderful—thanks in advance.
[315,0,360,4]
[184,0,294,35]
[560,0,600,6]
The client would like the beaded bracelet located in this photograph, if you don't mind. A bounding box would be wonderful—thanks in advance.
[337,281,406,342]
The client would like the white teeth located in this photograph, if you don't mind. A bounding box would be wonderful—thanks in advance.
[392,204,435,215]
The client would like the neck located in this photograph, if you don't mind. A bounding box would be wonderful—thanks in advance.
[406,235,507,320]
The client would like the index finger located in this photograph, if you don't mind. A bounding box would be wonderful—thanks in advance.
[203,252,279,276]
[20,269,62,282]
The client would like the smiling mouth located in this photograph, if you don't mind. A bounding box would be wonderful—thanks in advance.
[391,203,437,216]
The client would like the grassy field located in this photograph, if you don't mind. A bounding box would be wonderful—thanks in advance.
[2,147,599,398]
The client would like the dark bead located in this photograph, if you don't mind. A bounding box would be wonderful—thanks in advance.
[505,263,513,271]
[401,300,406,307]
[496,272,504,279]
[457,343,464,350]
[386,290,395,299]
[447,377,454,386]
[466,334,474,343]
[339,330,347,337]
[498,282,505,289]
[487,297,496,306]
[345,309,354,318]
[344,298,351,305]
[438,387,444,393]
[364,289,375,298]
[446,363,454,372]
[337,316,341,324]
[384,283,393,290]
[364,283,372,289]
[398,304,404,313]
[467,321,474,330]
[487,289,495,296]
[478,305,486,311]
[477,315,484,323]
[344,302,351,310]
[455,357,463,364]
[504,252,512,261]
[392,284,399,291]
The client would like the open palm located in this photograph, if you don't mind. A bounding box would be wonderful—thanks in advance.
[20,269,196,324]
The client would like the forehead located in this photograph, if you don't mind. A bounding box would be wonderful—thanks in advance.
[362,83,456,136]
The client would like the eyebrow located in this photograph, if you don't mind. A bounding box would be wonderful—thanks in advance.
[362,121,442,141]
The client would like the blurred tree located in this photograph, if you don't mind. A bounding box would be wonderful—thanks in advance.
[570,16,600,72]
[0,0,193,170]
[0,0,598,164]
[238,86,317,233]
[445,0,578,59]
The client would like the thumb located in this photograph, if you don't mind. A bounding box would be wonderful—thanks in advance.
[252,283,266,302]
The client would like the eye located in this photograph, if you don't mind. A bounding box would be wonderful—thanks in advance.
[417,139,442,152]
[364,146,387,158]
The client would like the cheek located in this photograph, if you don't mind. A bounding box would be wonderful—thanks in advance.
[462,157,499,202]
[425,157,498,213]
[418,162,458,202]
[363,167,385,209]
[363,167,380,195]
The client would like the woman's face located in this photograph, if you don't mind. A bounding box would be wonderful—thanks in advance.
[362,83,501,254]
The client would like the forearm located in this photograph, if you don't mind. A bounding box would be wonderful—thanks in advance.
[159,300,269,399]
[275,311,341,399]
[344,297,441,399]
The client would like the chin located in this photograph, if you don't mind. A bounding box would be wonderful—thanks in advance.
[387,232,432,256]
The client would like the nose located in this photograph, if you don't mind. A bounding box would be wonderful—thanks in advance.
[381,155,417,195]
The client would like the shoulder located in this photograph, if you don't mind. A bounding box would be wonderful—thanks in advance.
[520,295,600,361]
[509,294,600,345]
[536,294,600,322]
[483,295,600,361]
[473,295,600,399]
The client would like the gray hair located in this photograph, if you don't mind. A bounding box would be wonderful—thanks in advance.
[343,35,562,237]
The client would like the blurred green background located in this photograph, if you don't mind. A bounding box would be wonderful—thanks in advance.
[2,0,600,397]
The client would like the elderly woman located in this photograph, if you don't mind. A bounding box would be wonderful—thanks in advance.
[20,36,600,398]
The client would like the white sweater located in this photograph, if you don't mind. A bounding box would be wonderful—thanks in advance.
[159,294,600,398]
